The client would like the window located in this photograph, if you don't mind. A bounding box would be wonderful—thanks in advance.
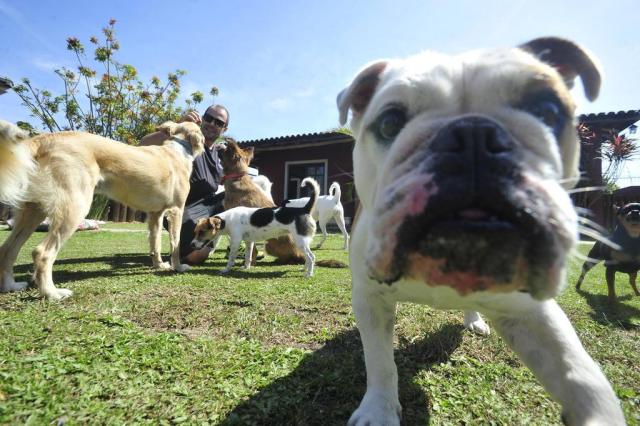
[285,160,327,199]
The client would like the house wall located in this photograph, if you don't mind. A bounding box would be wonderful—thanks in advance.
[250,141,356,224]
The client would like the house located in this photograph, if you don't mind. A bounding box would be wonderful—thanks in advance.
[574,109,640,229]
[240,110,640,233]
[12,110,632,228]
[239,131,356,226]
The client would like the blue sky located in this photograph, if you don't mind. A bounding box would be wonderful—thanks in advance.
[1,0,639,141]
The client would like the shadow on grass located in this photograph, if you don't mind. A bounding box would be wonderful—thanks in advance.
[186,267,289,279]
[11,253,293,284]
[575,288,640,330]
[12,254,168,284]
[221,324,464,425]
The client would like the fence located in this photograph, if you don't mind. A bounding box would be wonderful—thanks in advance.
[0,201,145,224]
[3,186,638,233]
[572,185,640,235]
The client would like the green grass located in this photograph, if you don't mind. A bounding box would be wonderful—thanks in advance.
[0,225,638,425]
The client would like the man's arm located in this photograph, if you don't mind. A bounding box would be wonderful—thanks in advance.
[139,111,201,146]
[139,131,169,146]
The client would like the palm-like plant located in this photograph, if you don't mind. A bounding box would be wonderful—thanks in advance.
[601,129,638,188]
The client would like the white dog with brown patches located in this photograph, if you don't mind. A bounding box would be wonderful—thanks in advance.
[193,177,319,276]
[0,120,204,300]
[339,37,624,425]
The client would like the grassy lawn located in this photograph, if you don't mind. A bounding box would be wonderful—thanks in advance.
[0,223,638,425]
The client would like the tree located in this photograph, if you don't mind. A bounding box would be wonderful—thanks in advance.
[600,129,638,190]
[578,123,638,193]
[10,19,217,218]
[12,19,213,144]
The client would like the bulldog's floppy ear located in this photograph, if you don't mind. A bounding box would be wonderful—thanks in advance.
[156,121,178,137]
[337,61,388,126]
[519,37,602,102]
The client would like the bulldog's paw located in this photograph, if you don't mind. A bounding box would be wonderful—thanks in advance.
[561,408,625,426]
[463,311,491,336]
[219,268,231,275]
[44,288,73,301]
[174,264,191,273]
[348,392,401,426]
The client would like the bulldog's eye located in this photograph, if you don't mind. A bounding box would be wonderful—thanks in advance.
[522,97,566,134]
[374,108,407,142]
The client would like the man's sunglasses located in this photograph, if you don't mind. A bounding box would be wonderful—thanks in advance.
[202,113,226,128]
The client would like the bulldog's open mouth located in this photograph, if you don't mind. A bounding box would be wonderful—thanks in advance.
[409,207,529,291]
[368,192,561,298]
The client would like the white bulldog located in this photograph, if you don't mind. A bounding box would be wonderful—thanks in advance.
[338,37,625,425]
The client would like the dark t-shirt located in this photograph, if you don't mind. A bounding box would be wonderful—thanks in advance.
[186,144,223,205]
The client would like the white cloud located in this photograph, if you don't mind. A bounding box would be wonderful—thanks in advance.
[31,57,67,72]
[294,86,315,98]
[267,86,315,111]
[268,97,290,111]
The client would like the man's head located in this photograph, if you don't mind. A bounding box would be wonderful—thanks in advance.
[201,104,229,142]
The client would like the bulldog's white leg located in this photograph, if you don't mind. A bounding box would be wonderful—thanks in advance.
[349,279,401,426]
[489,300,624,426]
[463,310,490,335]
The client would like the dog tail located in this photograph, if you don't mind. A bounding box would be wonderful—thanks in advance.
[300,177,320,214]
[328,181,341,202]
[0,119,36,206]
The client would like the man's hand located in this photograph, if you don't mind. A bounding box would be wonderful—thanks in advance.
[0,77,13,95]
[180,110,201,125]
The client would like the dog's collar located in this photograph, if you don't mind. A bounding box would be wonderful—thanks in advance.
[221,173,246,183]
[169,136,194,158]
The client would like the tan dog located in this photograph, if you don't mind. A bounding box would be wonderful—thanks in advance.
[0,120,204,300]
[218,139,306,264]
[340,37,624,425]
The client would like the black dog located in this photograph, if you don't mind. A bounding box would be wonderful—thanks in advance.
[576,202,640,301]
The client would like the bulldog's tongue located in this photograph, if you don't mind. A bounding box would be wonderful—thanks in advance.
[457,208,490,220]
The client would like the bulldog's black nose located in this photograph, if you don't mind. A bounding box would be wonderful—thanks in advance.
[429,117,518,182]
[431,117,513,156]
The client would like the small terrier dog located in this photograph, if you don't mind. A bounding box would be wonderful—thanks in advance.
[193,177,319,276]
[576,202,640,301]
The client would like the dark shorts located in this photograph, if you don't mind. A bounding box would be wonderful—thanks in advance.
[164,192,225,260]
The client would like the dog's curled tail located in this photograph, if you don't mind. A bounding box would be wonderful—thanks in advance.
[0,119,35,206]
[328,181,341,202]
[301,177,320,214]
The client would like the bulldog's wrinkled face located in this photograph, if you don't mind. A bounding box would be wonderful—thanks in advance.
[618,203,640,237]
[339,39,602,300]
